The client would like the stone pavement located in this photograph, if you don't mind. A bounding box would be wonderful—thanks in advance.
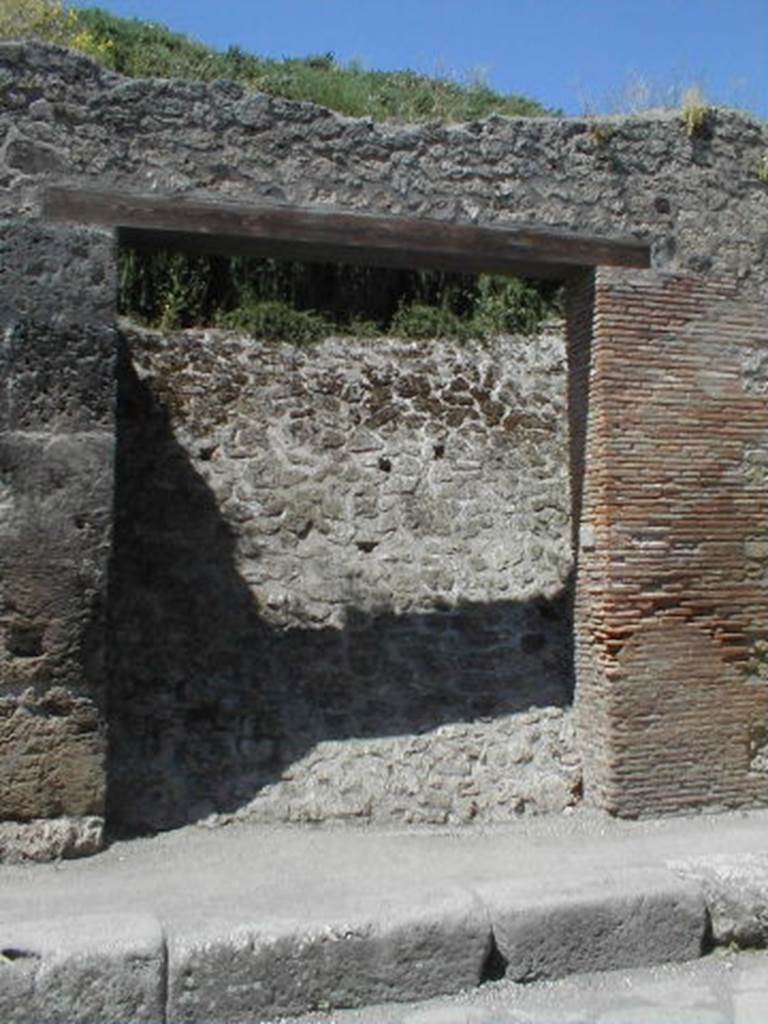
[1,807,768,1023]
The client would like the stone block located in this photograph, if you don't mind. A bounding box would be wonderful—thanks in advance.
[478,867,706,982]
[0,689,105,820]
[0,913,166,1023]
[166,886,491,1022]
[0,221,115,327]
[0,432,114,612]
[0,320,116,432]
[0,430,113,823]
[0,432,114,694]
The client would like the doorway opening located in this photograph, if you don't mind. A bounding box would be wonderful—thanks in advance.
[44,186,650,834]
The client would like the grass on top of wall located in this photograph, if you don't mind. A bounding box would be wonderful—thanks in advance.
[1,0,554,122]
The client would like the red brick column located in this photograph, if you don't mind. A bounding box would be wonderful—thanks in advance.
[568,267,768,816]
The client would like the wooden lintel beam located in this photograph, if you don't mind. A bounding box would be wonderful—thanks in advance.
[41,186,651,275]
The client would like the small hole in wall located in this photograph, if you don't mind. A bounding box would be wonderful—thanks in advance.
[536,601,560,621]
[520,632,546,654]
[6,623,44,658]
[378,456,392,473]
[296,520,313,541]
[433,443,445,459]
[1,948,37,962]
[356,540,378,553]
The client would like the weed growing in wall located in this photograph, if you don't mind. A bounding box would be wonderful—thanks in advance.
[680,86,712,138]
[587,123,616,147]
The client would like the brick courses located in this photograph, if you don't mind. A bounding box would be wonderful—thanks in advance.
[572,268,768,815]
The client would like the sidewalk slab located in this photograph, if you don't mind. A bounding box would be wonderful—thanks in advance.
[0,913,165,1024]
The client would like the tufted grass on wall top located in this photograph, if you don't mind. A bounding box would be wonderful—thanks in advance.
[1,0,553,122]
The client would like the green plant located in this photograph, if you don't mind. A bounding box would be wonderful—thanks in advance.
[118,249,223,328]
[580,71,714,118]
[756,153,768,184]
[470,274,552,336]
[0,0,74,44]
[681,86,711,138]
[0,0,114,61]
[117,248,561,343]
[390,302,469,341]
[344,318,381,338]
[217,298,328,345]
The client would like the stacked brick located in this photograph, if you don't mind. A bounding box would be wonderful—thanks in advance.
[571,267,768,815]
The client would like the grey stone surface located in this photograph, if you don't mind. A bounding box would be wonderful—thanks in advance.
[476,867,707,982]
[1,39,767,837]
[107,324,578,832]
[0,320,116,430]
[0,429,114,824]
[0,912,166,1023]
[0,221,115,327]
[167,888,491,1022]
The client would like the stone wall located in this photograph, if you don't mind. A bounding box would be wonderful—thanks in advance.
[2,42,767,301]
[108,323,578,830]
[1,41,767,843]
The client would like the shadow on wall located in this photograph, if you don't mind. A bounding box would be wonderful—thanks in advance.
[105,342,575,836]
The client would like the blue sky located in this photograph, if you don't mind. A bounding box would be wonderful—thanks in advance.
[72,0,767,118]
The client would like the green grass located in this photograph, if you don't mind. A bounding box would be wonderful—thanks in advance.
[2,0,553,122]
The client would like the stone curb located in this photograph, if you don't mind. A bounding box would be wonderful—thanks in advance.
[0,870,718,1023]
[0,912,166,1023]
[473,866,708,983]
[166,886,490,1023]
[667,852,768,948]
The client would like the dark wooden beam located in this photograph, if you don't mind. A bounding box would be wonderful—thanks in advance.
[41,186,651,277]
